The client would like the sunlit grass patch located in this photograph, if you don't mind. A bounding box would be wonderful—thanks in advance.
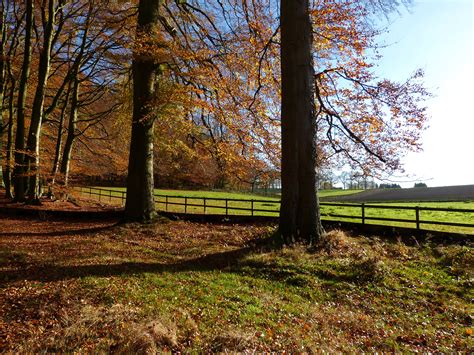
[74,187,473,234]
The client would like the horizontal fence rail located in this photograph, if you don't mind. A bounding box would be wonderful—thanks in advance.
[73,186,474,234]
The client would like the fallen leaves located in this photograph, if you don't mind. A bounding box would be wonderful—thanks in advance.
[0,212,472,352]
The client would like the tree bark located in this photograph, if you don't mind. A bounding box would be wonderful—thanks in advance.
[0,1,11,186]
[26,0,56,200]
[124,0,161,222]
[59,78,79,186]
[4,48,17,199]
[4,91,14,198]
[51,82,71,184]
[0,1,6,188]
[54,3,92,188]
[279,0,324,244]
[13,0,34,201]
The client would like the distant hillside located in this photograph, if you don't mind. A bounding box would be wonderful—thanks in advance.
[322,184,474,202]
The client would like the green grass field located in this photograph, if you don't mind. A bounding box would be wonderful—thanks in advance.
[85,187,360,200]
[76,187,362,216]
[321,201,474,235]
[74,187,474,234]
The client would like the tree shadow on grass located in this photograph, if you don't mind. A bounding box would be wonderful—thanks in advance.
[0,234,388,290]
[0,222,121,238]
[0,234,283,286]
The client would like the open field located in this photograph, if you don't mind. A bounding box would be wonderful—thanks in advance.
[89,187,362,200]
[0,215,472,352]
[322,201,474,235]
[326,185,474,202]
[75,187,474,234]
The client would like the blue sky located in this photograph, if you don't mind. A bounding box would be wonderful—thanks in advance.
[374,0,473,187]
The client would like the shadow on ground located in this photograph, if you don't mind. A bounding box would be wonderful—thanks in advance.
[0,223,121,238]
[0,235,281,285]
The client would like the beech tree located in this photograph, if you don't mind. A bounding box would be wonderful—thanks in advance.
[0,0,129,199]
[2,1,23,198]
[279,0,323,244]
[124,0,161,221]
[13,0,34,202]
[278,0,427,243]
[0,0,6,187]
[26,0,58,200]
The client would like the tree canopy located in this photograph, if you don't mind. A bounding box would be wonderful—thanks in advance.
[0,0,429,232]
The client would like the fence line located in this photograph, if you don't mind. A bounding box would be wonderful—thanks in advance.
[73,186,474,233]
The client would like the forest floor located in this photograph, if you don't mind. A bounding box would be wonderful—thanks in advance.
[0,211,472,352]
[0,193,122,213]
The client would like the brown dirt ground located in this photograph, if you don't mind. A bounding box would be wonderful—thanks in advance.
[0,192,122,213]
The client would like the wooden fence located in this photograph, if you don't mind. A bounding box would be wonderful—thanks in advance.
[73,186,474,234]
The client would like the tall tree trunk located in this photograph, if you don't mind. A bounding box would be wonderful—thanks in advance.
[59,79,79,186]
[4,93,14,198]
[0,2,6,188]
[124,0,161,221]
[51,83,70,184]
[279,0,323,244]
[13,0,34,201]
[55,3,90,189]
[26,0,56,200]
[4,50,17,199]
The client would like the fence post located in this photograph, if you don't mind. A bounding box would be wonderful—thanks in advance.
[203,198,206,214]
[225,199,228,216]
[251,200,254,216]
[98,189,102,202]
[109,189,112,202]
[122,191,125,206]
[415,207,420,230]
[362,203,365,225]
[185,197,188,213]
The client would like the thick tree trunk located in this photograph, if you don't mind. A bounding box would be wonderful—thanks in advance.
[26,0,56,200]
[279,0,323,244]
[13,0,34,201]
[124,0,161,222]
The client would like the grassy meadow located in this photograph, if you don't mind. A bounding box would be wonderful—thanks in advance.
[322,201,474,235]
[74,187,474,234]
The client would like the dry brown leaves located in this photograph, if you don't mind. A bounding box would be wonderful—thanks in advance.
[0,210,272,352]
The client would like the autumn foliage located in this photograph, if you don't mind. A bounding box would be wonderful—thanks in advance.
[0,0,429,197]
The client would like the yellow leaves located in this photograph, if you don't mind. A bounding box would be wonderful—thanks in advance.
[312,0,375,61]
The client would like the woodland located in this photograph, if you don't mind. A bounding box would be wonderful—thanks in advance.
[0,0,430,243]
